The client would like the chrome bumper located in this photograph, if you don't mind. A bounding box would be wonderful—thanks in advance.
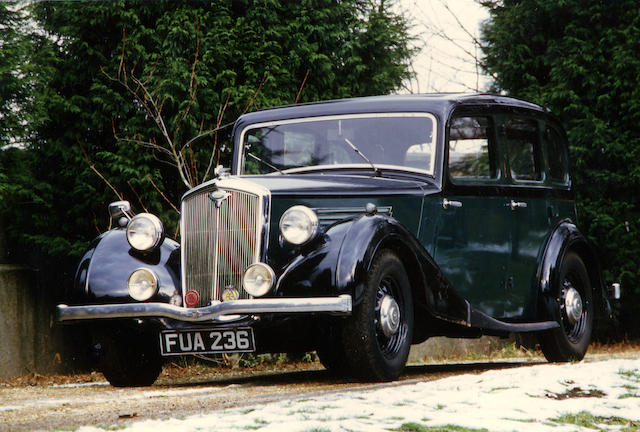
[56,295,352,323]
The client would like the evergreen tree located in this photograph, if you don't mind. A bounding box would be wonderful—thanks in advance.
[0,1,415,286]
[480,0,640,335]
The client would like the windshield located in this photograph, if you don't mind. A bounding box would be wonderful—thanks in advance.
[239,113,436,175]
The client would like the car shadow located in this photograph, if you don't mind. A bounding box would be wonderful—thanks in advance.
[159,359,546,389]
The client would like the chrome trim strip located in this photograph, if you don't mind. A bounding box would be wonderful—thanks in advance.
[56,295,352,323]
[236,112,438,176]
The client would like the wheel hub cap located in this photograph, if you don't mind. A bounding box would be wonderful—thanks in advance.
[379,295,400,338]
[564,286,583,325]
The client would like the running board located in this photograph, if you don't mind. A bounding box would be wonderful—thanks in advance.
[469,307,559,333]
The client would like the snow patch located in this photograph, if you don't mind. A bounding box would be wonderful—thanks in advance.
[76,359,640,432]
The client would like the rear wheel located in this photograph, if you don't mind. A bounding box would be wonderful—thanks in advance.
[99,330,163,387]
[539,252,593,362]
[342,250,413,381]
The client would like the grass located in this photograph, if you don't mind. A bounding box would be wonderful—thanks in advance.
[619,369,640,383]
[551,411,639,431]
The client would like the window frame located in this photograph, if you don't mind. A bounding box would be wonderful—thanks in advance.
[446,113,502,186]
[500,115,545,185]
[237,112,438,177]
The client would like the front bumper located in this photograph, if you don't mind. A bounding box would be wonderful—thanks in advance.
[56,295,352,323]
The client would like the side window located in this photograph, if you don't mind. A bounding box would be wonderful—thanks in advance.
[448,116,496,180]
[504,117,542,181]
[544,126,569,184]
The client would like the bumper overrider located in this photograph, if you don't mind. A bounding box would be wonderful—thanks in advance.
[56,295,352,323]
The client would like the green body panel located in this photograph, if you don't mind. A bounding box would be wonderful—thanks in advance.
[431,195,511,318]
[267,194,424,267]
[504,195,550,318]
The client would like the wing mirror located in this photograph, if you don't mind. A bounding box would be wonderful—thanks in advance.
[108,201,132,226]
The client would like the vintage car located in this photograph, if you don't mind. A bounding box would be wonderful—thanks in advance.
[57,94,612,386]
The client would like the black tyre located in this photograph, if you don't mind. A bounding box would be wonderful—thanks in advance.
[342,250,413,381]
[539,252,593,362]
[316,325,351,376]
[99,331,163,387]
[317,343,350,376]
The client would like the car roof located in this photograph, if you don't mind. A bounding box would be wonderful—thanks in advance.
[232,93,550,133]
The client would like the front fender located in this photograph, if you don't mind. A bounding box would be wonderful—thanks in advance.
[70,228,181,305]
[276,214,469,325]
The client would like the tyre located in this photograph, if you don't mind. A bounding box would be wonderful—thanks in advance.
[99,330,163,387]
[342,250,413,381]
[316,325,351,376]
[539,252,593,362]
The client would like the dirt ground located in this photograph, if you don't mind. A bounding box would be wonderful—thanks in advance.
[1,343,638,432]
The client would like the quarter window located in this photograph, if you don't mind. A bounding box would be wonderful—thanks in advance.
[448,116,496,180]
[544,126,569,184]
[504,117,542,181]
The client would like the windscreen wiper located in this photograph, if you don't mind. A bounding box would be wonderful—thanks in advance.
[344,138,381,176]
[248,152,286,175]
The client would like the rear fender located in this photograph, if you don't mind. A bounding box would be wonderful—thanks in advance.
[537,221,610,320]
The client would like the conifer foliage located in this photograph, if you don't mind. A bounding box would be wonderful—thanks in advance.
[481,0,640,334]
[0,1,414,282]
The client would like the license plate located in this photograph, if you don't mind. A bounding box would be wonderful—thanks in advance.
[159,327,255,356]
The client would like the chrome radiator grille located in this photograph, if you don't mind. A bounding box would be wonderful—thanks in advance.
[181,185,265,307]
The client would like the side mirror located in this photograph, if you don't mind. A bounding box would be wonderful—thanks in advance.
[108,201,132,223]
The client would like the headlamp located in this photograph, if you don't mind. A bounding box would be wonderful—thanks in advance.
[126,213,164,252]
[279,205,319,245]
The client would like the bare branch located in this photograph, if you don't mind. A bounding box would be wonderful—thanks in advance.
[117,28,126,80]
[204,91,232,181]
[295,69,310,104]
[146,175,180,215]
[243,73,267,114]
[183,121,235,150]
[127,180,149,213]
[439,0,486,50]
[78,143,124,201]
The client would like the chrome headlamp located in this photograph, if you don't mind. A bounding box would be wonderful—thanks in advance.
[128,268,159,301]
[279,205,319,245]
[126,213,164,252]
[242,263,275,297]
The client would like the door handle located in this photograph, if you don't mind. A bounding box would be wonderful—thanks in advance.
[508,200,528,210]
[443,198,463,209]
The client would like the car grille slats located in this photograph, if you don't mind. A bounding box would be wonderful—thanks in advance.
[182,188,262,307]
[314,206,392,228]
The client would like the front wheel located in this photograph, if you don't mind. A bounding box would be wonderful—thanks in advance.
[98,329,163,387]
[342,250,413,381]
[539,252,593,362]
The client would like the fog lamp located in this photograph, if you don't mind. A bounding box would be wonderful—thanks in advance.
[242,263,275,297]
[128,268,159,301]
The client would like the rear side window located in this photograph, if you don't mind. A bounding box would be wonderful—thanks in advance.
[448,116,496,180]
[504,117,542,182]
[544,126,569,184]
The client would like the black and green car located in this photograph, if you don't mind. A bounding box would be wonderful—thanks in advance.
[57,94,612,386]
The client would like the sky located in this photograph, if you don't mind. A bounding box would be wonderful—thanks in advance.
[396,0,491,94]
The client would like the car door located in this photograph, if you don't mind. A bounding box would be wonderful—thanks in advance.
[434,113,511,318]
[499,114,551,319]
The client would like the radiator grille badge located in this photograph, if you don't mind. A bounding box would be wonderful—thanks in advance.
[184,290,200,307]
[208,189,231,208]
[222,286,239,301]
